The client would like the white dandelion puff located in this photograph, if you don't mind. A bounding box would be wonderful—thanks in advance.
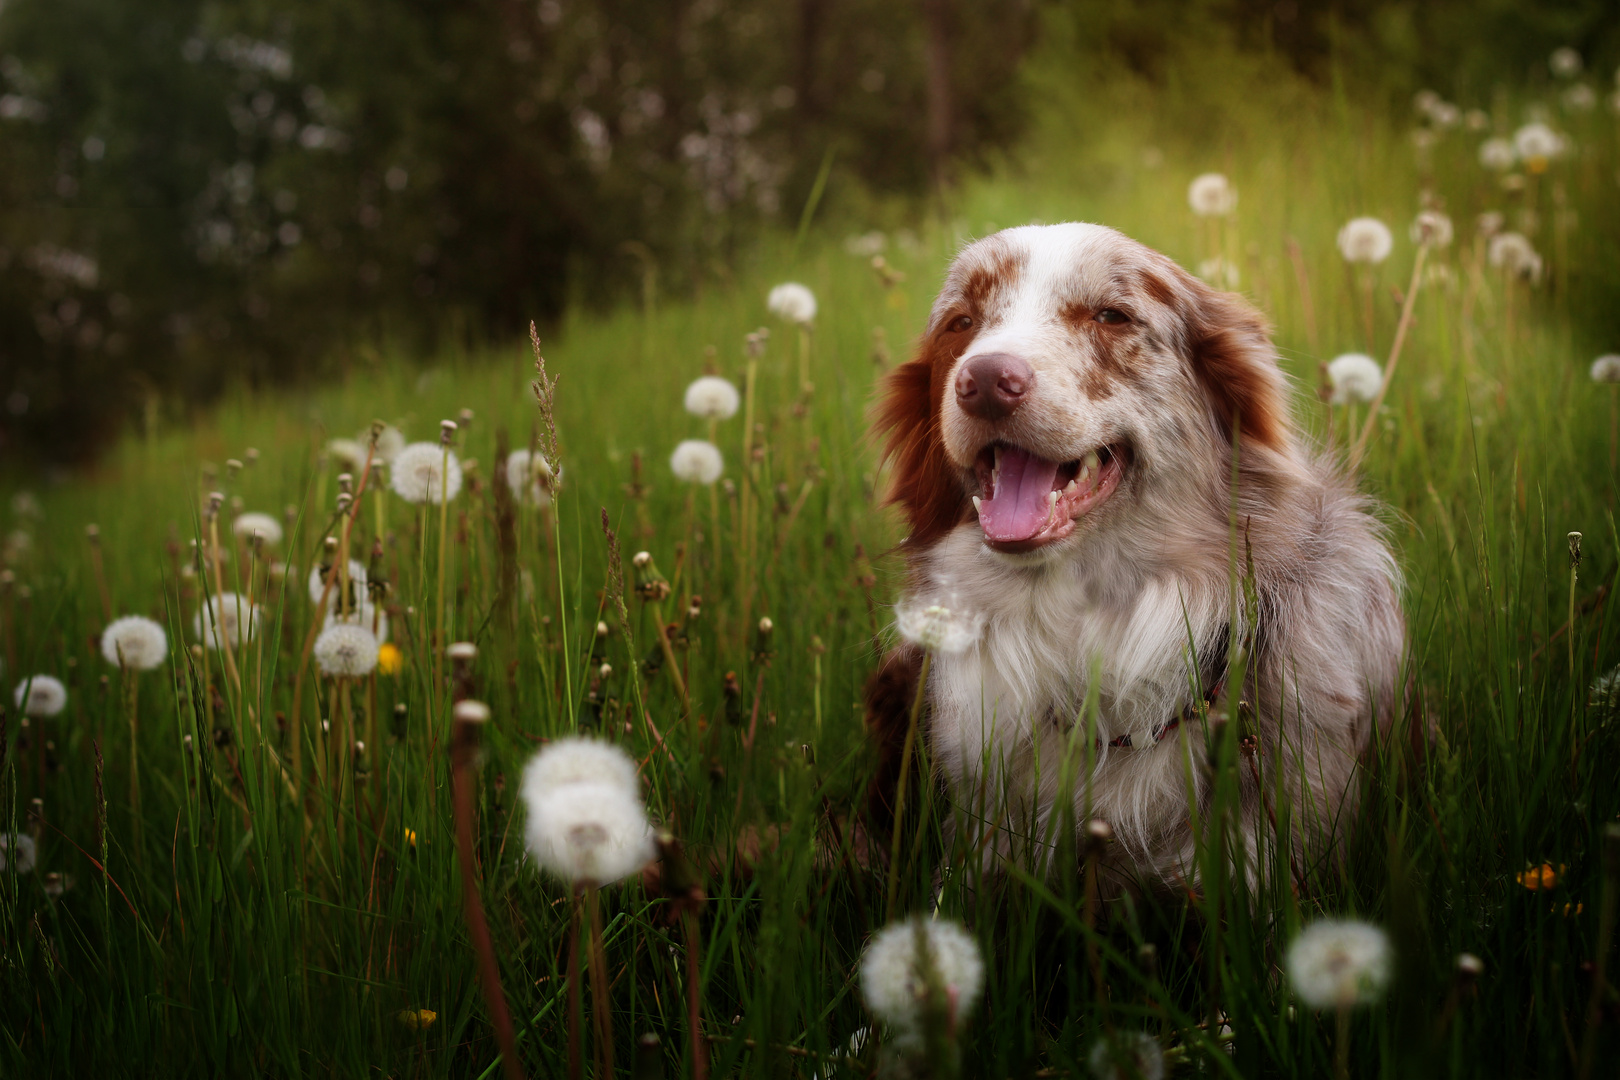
[1563,84,1596,111]
[1428,101,1460,129]
[1286,919,1393,1009]
[0,833,36,874]
[1476,211,1505,237]
[1087,1032,1165,1080]
[1326,354,1384,405]
[523,781,654,886]
[1195,256,1241,289]
[100,616,169,671]
[231,511,284,547]
[1413,89,1440,115]
[14,674,66,717]
[670,440,724,485]
[313,623,380,678]
[859,917,985,1032]
[1187,173,1237,217]
[327,438,365,469]
[193,592,261,650]
[1409,210,1453,248]
[684,375,741,420]
[1590,356,1620,383]
[522,736,641,798]
[1488,232,1543,283]
[390,442,463,503]
[368,425,407,463]
[1336,217,1393,264]
[767,282,817,325]
[309,559,368,603]
[324,599,389,645]
[895,597,983,654]
[504,449,557,507]
[1550,47,1582,79]
[1513,122,1565,164]
[1478,138,1516,171]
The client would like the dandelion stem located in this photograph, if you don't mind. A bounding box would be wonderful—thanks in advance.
[449,710,525,1080]
[437,442,451,697]
[585,884,614,1079]
[683,909,709,1080]
[567,892,583,1080]
[1350,242,1428,470]
[886,649,932,918]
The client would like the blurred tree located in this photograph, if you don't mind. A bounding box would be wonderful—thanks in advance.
[0,0,1037,464]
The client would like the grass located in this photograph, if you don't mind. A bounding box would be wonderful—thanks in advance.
[4,41,1620,1079]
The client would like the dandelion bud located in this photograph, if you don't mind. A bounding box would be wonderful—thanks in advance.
[1087,818,1114,843]
[758,616,773,635]
[1568,531,1582,569]
[447,641,477,662]
[439,419,457,446]
[208,491,224,515]
[598,662,612,679]
[229,495,244,513]
[354,739,366,756]
[225,459,243,479]
[632,551,651,569]
[595,621,610,638]
[335,493,352,514]
[245,447,259,466]
[458,407,474,429]
[453,700,490,724]
[1455,952,1485,980]
[85,523,101,544]
[337,472,353,495]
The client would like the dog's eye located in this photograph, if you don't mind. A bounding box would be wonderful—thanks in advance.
[1094,308,1130,325]
[947,315,974,333]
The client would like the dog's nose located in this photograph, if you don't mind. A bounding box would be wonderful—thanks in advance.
[954,353,1034,420]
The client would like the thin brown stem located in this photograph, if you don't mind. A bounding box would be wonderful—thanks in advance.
[1350,244,1429,470]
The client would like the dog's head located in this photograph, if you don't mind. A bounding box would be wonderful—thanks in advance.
[875,223,1295,556]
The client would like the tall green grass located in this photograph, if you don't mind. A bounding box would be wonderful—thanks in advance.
[3,43,1619,1079]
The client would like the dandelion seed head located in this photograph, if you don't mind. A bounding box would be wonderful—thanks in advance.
[308,559,367,604]
[1428,101,1460,129]
[684,375,741,420]
[895,597,983,654]
[368,425,406,463]
[523,781,653,885]
[1087,1031,1165,1080]
[767,282,817,325]
[231,511,284,547]
[193,593,261,650]
[327,438,365,469]
[670,439,724,485]
[0,833,36,874]
[1476,211,1505,237]
[1550,47,1583,79]
[1409,210,1453,248]
[1590,356,1620,384]
[504,449,556,507]
[1512,122,1565,165]
[313,623,380,678]
[1563,84,1596,111]
[522,736,640,797]
[859,917,985,1032]
[1326,354,1385,405]
[1478,138,1516,171]
[1488,232,1543,283]
[100,615,168,671]
[13,674,66,717]
[1195,256,1241,289]
[453,700,490,724]
[389,442,463,504]
[1286,919,1393,1008]
[1336,217,1393,264]
[1187,173,1237,217]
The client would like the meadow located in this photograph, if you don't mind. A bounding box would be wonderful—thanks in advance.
[4,44,1620,1079]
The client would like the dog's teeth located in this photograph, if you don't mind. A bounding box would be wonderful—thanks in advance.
[994,446,1002,471]
[1063,479,1078,495]
[1048,490,1058,505]
[1083,449,1101,473]
[1044,490,1058,529]
[972,495,982,513]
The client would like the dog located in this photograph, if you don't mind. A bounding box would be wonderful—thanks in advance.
[865,222,1403,893]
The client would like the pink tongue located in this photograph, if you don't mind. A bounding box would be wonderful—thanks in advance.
[978,446,1061,542]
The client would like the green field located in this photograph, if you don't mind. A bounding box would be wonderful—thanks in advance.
[4,43,1620,1079]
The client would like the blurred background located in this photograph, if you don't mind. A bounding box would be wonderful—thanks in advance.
[1,0,1617,467]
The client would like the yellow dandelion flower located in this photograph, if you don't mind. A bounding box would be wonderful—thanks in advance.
[1517,863,1564,890]
[404,828,418,848]
[397,1008,437,1030]
[378,642,403,675]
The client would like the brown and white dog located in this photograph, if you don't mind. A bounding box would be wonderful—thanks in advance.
[865,223,1403,892]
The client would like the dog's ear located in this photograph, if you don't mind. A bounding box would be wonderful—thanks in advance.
[1181,276,1294,453]
[873,335,970,547]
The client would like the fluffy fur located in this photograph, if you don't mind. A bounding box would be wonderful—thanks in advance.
[866,223,1403,893]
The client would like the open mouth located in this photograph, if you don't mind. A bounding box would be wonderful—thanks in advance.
[970,442,1126,552]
